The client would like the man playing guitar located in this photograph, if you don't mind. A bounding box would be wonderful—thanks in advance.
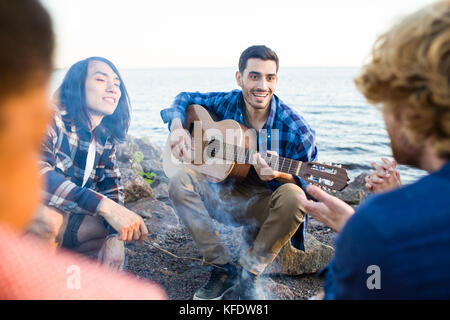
[160,45,318,300]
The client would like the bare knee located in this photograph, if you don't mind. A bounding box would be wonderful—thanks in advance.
[26,206,65,245]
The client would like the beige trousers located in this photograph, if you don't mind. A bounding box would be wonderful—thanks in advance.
[168,168,306,275]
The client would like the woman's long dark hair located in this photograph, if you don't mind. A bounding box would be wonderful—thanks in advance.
[57,56,131,143]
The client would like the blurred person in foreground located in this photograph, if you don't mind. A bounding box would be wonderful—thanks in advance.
[298,0,450,299]
[27,56,148,270]
[0,0,165,299]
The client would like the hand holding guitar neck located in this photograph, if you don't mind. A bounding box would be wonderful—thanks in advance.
[253,151,296,183]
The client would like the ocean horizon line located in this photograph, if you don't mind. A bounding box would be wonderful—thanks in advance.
[53,65,360,72]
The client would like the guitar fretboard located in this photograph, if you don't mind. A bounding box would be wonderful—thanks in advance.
[205,140,302,176]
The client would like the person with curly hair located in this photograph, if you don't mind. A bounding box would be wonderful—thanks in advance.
[298,0,450,299]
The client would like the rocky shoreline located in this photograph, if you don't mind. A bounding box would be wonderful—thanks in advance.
[117,135,369,300]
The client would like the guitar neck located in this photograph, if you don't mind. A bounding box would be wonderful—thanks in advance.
[255,152,302,176]
[209,140,302,176]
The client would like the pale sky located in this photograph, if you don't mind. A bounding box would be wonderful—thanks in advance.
[41,0,434,69]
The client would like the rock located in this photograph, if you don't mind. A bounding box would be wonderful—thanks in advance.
[133,136,163,162]
[116,136,139,163]
[117,156,143,172]
[116,135,169,203]
[141,159,163,175]
[116,135,162,165]
[266,278,295,300]
[264,233,334,275]
[335,173,369,205]
[307,217,337,247]
[141,159,168,183]
[120,167,154,203]
[152,181,169,202]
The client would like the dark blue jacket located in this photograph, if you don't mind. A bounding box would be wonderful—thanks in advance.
[322,162,450,299]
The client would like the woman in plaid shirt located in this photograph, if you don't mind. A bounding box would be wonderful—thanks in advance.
[28,57,148,270]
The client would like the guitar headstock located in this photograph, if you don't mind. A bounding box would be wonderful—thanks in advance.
[299,162,350,192]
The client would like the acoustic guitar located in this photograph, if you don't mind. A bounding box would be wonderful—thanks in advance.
[163,105,349,191]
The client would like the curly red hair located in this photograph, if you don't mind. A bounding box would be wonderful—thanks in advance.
[355,0,450,160]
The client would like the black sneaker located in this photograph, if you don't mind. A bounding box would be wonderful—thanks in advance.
[193,263,238,300]
[237,268,266,300]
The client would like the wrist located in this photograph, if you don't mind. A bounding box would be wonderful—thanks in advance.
[170,118,183,132]
[97,196,112,217]
[276,173,295,184]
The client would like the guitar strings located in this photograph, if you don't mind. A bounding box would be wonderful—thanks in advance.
[205,140,300,175]
[203,139,348,188]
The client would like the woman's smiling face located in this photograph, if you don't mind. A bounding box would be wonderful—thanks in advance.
[84,60,122,118]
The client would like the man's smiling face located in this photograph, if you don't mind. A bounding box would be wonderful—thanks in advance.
[236,58,278,112]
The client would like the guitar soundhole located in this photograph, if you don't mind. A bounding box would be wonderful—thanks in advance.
[207,138,217,159]
[188,122,195,134]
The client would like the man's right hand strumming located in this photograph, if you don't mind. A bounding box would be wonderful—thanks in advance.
[169,118,192,163]
[97,197,148,242]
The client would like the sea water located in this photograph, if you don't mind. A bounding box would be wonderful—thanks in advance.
[51,67,426,184]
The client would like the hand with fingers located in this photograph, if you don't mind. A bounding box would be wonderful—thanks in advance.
[365,158,401,193]
[97,197,149,243]
[253,151,281,181]
[169,118,192,164]
[297,185,355,232]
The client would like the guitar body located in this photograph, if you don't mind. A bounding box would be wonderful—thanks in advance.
[163,104,256,183]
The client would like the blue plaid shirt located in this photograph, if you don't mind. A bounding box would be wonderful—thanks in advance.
[160,89,318,250]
